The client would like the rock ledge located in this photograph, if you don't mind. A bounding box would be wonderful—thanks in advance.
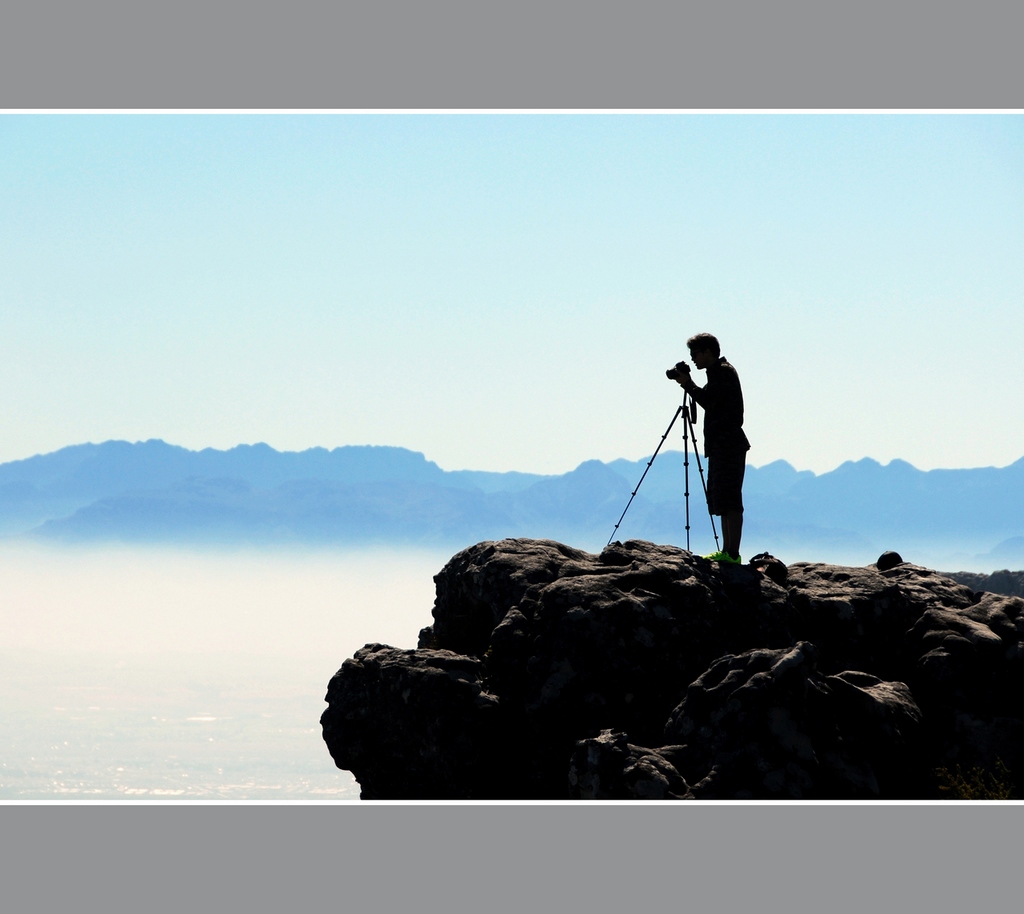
[321,538,1024,799]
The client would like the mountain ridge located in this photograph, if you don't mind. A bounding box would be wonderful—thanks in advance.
[3,439,1023,569]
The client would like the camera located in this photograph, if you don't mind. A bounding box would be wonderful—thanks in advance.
[665,360,691,382]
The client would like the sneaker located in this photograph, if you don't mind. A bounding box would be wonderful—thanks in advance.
[704,550,742,564]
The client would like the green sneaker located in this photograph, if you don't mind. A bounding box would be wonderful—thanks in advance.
[704,550,742,564]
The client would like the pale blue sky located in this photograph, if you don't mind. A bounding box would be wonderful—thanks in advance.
[1,114,1022,474]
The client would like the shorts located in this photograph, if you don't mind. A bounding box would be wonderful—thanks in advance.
[705,448,746,516]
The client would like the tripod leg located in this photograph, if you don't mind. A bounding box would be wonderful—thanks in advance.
[684,407,721,552]
[607,404,684,547]
[683,394,691,551]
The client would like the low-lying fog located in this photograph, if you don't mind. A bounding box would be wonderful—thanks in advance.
[0,544,449,801]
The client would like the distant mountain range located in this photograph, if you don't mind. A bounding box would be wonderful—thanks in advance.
[2,439,1023,570]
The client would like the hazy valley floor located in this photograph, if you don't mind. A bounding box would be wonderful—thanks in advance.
[2,651,361,800]
[0,545,446,801]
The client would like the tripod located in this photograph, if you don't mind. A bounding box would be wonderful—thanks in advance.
[607,392,720,551]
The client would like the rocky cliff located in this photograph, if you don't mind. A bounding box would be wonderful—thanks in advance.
[945,569,1024,600]
[320,539,1024,799]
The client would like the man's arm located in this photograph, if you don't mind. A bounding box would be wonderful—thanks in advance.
[674,364,710,407]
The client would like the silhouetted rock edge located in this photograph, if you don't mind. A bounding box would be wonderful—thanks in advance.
[321,538,1024,799]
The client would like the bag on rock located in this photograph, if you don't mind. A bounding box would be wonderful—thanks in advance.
[748,552,788,586]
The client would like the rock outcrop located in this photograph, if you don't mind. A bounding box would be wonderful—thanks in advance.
[321,538,1024,799]
[945,569,1024,599]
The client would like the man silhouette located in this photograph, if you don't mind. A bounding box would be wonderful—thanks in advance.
[668,333,750,563]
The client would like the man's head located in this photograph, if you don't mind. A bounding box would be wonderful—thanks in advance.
[687,332,720,369]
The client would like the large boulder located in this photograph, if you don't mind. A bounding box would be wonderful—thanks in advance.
[905,591,1024,778]
[783,562,974,680]
[320,644,500,799]
[423,538,591,655]
[662,643,924,799]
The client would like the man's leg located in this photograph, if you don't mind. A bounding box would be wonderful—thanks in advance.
[705,449,744,561]
[721,510,743,559]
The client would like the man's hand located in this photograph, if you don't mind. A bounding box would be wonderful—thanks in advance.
[666,360,693,388]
